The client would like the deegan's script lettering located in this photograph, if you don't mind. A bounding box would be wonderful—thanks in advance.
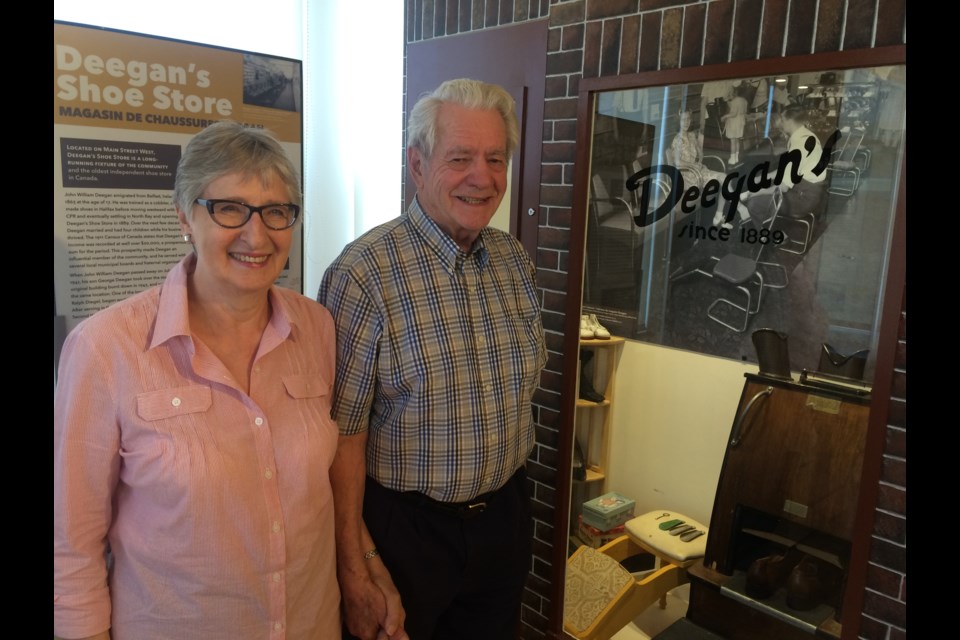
[625,130,841,227]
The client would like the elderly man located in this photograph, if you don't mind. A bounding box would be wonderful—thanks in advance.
[318,78,547,640]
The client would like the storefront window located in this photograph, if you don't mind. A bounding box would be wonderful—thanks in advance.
[582,65,905,380]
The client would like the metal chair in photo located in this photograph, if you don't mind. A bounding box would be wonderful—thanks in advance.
[826,128,866,197]
[692,189,789,332]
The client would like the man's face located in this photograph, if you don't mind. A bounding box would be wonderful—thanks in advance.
[408,103,508,250]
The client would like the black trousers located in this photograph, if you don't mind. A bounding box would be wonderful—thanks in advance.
[347,468,533,640]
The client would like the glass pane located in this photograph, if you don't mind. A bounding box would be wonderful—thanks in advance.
[581,65,905,381]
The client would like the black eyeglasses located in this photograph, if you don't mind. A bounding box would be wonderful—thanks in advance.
[195,198,300,230]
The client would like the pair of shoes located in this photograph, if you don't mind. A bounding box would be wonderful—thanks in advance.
[580,314,611,340]
[578,350,605,403]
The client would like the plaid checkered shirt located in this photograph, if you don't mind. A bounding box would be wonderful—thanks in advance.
[317,198,547,503]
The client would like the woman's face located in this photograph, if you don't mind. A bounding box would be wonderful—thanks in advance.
[178,171,294,303]
[781,116,800,135]
[679,111,692,132]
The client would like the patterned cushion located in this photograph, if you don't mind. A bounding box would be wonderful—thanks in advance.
[563,546,633,634]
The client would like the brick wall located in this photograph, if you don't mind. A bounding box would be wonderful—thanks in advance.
[402,1,906,638]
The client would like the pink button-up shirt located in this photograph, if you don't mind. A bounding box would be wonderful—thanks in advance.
[54,254,341,640]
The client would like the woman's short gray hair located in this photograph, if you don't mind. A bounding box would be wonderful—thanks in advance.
[407,78,519,160]
[173,121,302,214]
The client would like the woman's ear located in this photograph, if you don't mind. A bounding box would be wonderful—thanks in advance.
[177,207,192,237]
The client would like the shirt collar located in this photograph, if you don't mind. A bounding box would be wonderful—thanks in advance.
[407,197,490,273]
[150,252,294,351]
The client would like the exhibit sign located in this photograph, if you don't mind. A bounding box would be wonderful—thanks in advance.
[54,21,304,335]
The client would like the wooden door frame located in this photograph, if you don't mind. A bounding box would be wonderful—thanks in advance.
[551,45,906,639]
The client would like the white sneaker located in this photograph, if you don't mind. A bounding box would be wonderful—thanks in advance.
[588,314,611,339]
[580,315,595,340]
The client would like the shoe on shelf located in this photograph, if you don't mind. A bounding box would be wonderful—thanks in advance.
[579,378,606,403]
[588,314,611,339]
[579,315,595,340]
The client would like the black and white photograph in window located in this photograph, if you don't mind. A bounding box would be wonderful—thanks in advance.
[581,64,905,381]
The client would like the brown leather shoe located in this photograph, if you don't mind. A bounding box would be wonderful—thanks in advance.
[786,557,823,610]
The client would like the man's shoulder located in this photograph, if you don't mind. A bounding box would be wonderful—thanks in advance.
[328,216,411,272]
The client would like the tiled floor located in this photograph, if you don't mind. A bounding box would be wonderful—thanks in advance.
[609,579,691,640]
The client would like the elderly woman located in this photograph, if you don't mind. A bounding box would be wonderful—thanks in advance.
[54,122,340,640]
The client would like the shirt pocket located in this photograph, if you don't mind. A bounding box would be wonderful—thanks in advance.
[136,385,212,421]
[282,374,330,400]
[281,373,338,477]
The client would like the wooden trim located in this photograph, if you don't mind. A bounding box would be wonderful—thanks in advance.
[549,45,907,638]
[840,145,907,639]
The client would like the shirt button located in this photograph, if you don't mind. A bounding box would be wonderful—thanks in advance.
[255,417,264,426]
[171,397,181,407]
[273,521,281,533]
[273,572,282,583]
[477,335,485,344]
[265,468,273,479]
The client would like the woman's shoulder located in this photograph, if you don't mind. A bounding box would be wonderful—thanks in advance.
[69,286,162,344]
[272,287,335,326]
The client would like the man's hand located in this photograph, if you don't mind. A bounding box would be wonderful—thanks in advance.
[339,559,407,640]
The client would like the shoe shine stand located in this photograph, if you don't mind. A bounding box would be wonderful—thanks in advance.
[684,372,871,639]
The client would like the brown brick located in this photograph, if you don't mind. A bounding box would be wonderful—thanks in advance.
[881,455,905,487]
[583,21,603,78]
[541,184,573,207]
[472,0,485,30]
[866,562,903,597]
[484,0,498,26]
[759,0,787,58]
[515,0,530,21]
[558,250,570,271]
[460,0,473,31]
[638,11,662,71]
[586,0,638,19]
[535,424,560,449]
[640,0,687,8]
[551,0,586,25]
[891,370,905,399]
[681,2,706,67]
[541,309,566,334]
[407,0,417,41]
[600,19,623,76]
[423,0,435,38]
[704,0,733,65]
[545,75,568,99]
[530,497,554,523]
[542,289,566,311]
[869,537,906,573]
[414,0,424,39]
[521,585,543,610]
[563,23,585,49]
[535,481,557,505]
[884,425,905,457]
[539,224,571,248]
[785,0,815,56]
[872,510,906,544]
[568,73,581,96]
[863,590,906,629]
[537,248,559,271]
[844,0,875,49]
[500,0,515,24]
[890,628,906,640]
[543,350,564,373]
[731,0,762,61]
[620,15,641,75]
[548,207,572,227]
[887,398,905,428]
[537,268,570,291]
[542,121,554,142]
[542,140,577,163]
[539,405,561,428]
[541,163,563,184]
[857,616,889,640]
[445,0,459,34]
[876,484,905,515]
[548,25,562,51]
[519,618,547,640]
[547,50,584,75]
[538,0,550,18]
[434,0,447,36]
[814,0,843,53]
[527,459,557,484]
[873,0,907,47]
[555,119,578,141]
[660,7,682,69]
[521,602,550,628]
[537,444,559,469]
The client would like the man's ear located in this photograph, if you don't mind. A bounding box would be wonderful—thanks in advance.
[407,146,426,190]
